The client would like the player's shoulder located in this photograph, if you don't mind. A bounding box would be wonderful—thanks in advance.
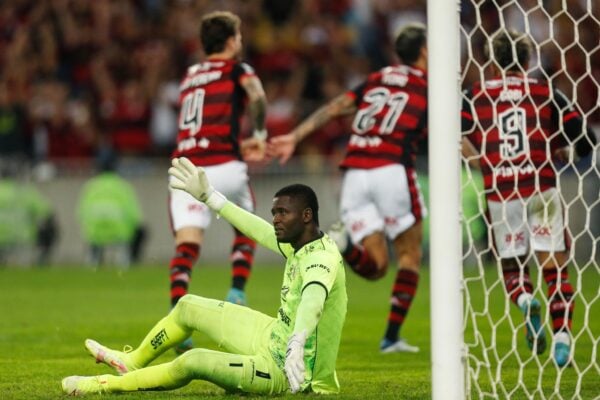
[365,65,425,91]
[232,61,257,76]
[299,235,342,260]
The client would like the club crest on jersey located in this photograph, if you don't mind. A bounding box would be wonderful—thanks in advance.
[286,263,298,281]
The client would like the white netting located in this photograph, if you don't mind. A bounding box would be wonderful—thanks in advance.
[460,1,599,399]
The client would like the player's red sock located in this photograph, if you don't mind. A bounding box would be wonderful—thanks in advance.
[502,266,533,306]
[543,267,575,332]
[384,269,419,341]
[231,230,256,291]
[343,245,380,279]
[169,243,200,307]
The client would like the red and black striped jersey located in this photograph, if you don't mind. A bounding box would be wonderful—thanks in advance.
[172,59,256,166]
[462,75,593,201]
[340,65,427,169]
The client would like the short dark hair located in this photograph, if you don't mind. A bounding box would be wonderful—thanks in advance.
[199,11,241,55]
[486,29,532,72]
[394,23,426,65]
[274,184,320,225]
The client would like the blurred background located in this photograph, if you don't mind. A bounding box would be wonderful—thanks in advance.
[0,0,597,266]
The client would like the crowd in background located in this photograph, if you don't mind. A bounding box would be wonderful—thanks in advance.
[1,0,596,172]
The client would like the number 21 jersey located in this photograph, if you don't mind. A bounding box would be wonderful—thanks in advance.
[341,65,428,170]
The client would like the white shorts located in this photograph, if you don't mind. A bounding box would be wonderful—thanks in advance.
[169,161,254,232]
[340,164,427,244]
[488,188,567,258]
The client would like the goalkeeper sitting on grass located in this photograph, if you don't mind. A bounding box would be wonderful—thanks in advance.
[61,157,348,396]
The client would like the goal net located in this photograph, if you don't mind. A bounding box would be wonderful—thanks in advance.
[459,1,599,399]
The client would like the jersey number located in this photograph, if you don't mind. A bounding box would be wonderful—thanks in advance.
[352,88,409,134]
[498,108,527,159]
[179,89,205,136]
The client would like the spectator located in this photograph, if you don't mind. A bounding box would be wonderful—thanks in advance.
[0,161,58,266]
[76,149,146,267]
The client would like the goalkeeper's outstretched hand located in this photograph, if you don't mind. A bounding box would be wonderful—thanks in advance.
[285,330,307,394]
[168,157,227,211]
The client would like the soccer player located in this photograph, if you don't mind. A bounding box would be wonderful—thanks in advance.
[61,157,347,396]
[268,23,428,353]
[167,10,268,352]
[461,29,597,367]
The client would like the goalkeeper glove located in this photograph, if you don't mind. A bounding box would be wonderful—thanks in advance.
[285,330,307,394]
[168,157,227,211]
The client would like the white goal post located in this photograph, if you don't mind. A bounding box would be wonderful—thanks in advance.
[428,0,464,399]
[430,0,599,399]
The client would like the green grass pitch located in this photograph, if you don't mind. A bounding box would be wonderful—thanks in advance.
[0,264,597,399]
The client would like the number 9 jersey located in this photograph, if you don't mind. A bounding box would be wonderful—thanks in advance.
[173,60,257,166]
[461,75,591,202]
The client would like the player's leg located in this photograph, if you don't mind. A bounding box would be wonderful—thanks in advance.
[337,168,387,279]
[489,198,545,354]
[374,165,426,352]
[86,295,275,373]
[63,349,287,396]
[529,189,574,366]
[168,182,211,352]
[209,161,257,305]
[381,221,422,353]
[227,227,256,305]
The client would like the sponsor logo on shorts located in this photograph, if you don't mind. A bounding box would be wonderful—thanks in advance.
[532,225,551,236]
[188,203,205,212]
[504,232,525,245]
[384,216,398,226]
[150,328,169,349]
[351,221,365,233]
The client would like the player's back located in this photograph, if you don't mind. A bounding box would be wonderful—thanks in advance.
[174,59,251,166]
[341,65,427,170]
[465,75,560,201]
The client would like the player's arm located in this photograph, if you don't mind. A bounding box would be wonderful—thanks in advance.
[552,89,597,160]
[285,252,338,393]
[269,92,357,164]
[168,157,280,253]
[285,283,327,393]
[239,73,268,161]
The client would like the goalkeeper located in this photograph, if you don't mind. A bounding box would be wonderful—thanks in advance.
[61,157,348,396]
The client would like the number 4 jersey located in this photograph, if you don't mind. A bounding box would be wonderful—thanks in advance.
[341,65,428,170]
[173,59,256,166]
[461,75,594,202]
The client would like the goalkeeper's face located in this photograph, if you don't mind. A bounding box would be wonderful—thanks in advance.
[271,195,306,244]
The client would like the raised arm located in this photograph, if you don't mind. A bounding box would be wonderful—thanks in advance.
[269,93,357,165]
[168,157,280,253]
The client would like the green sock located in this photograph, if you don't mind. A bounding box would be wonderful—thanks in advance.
[103,362,187,392]
[128,313,190,368]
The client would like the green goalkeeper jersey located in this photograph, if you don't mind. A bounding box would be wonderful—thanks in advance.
[219,202,348,394]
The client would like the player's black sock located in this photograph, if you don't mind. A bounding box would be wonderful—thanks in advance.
[502,266,533,306]
[543,267,574,333]
[230,229,256,291]
[169,243,200,307]
[385,269,419,341]
[344,245,381,279]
